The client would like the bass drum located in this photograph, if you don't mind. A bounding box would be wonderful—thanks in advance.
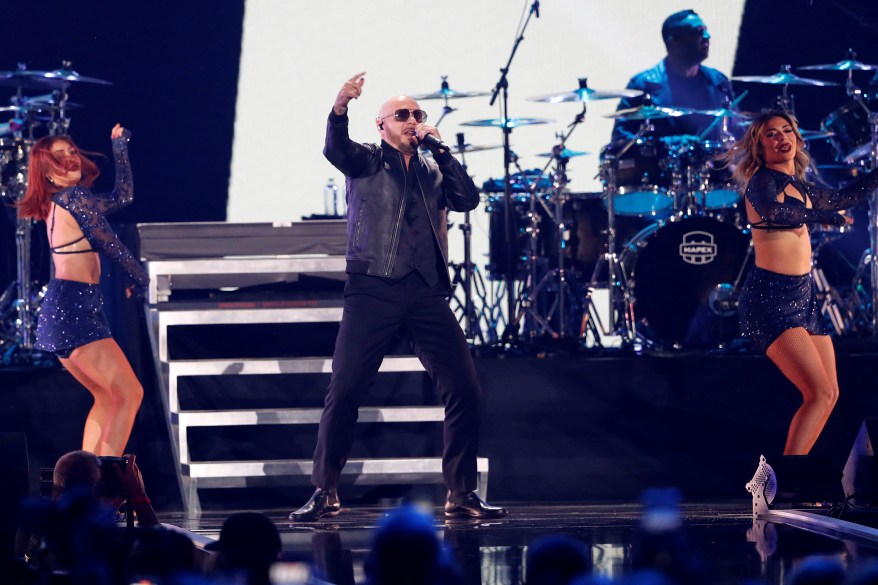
[620,215,751,349]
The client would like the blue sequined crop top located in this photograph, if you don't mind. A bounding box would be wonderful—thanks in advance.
[745,166,878,230]
[49,129,149,289]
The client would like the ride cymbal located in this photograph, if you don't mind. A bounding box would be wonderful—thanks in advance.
[733,65,838,86]
[528,87,643,103]
[605,106,693,121]
[799,59,878,71]
[690,107,750,119]
[461,117,553,128]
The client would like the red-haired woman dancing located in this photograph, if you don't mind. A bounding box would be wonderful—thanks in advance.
[18,124,148,456]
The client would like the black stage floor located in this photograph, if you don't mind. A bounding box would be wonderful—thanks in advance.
[164,502,878,585]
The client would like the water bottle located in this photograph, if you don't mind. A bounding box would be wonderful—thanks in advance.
[323,178,339,216]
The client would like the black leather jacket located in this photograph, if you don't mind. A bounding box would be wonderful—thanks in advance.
[611,58,739,143]
[324,111,480,282]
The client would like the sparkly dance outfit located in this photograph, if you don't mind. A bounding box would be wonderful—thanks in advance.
[739,166,878,352]
[35,130,149,358]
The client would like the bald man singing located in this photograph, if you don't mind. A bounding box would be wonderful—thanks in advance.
[290,73,507,521]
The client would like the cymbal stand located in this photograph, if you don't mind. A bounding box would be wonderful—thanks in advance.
[0,140,36,356]
[489,0,540,345]
[451,132,486,343]
[581,121,656,346]
[507,109,588,340]
[775,66,796,114]
[869,110,878,334]
[432,76,458,129]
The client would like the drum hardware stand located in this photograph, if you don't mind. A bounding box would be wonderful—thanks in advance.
[869,111,878,334]
[775,65,798,114]
[0,155,37,359]
[505,107,588,341]
[488,0,540,346]
[448,131,492,343]
[431,76,458,128]
[581,121,658,347]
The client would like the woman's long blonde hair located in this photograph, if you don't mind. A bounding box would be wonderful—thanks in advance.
[721,110,811,187]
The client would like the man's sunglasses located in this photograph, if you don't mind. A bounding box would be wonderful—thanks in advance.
[379,109,428,124]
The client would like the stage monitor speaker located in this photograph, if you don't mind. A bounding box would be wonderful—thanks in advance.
[0,432,30,559]
[842,418,878,507]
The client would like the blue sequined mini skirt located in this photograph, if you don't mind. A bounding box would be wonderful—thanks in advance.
[35,279,113,357]
[738,266,826,353]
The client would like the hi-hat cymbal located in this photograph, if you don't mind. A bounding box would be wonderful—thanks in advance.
[605,105,693,121]
[461,117,553,128]
[799,59,878,72]
[732,70,838,86]
[536,147,590,158]
[528,87,643,104]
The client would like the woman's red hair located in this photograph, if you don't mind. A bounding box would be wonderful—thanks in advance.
[17,136,101,221]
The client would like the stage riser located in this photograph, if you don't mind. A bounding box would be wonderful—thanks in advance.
[4,351,877,507]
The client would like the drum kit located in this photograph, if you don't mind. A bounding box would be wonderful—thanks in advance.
[421,50,878,351]
[0,61,112,364]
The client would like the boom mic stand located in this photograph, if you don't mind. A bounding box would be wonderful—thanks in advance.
[489,0,540,345]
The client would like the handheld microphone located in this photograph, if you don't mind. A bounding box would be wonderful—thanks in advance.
[418,133,450,152]
[533,0,540,18]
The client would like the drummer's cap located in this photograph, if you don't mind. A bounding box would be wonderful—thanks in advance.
[661,9,699,43]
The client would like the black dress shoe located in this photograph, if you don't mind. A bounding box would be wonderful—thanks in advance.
[444,490,508,519]
[289,488,341,522]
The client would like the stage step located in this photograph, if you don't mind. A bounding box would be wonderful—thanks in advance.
[175,406,444,427]
[174,405,446,466]
[179,457,489,511]
[167,356,425,412]
[169,355,424,377]
[153,306,344,362]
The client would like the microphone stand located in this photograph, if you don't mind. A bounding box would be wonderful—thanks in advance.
[490,0,540,346]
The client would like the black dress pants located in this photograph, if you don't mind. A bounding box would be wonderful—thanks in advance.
[311,271,481,492]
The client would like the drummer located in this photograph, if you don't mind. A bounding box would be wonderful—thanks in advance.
[610,9,741,146]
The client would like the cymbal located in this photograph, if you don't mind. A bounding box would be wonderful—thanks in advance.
[450,143,502,154]
[800,129,835,141]
[461,117,553,128]
[799,59,878,72]
[0,67,111,88]
[21,96,84,110]
[528,87,643,104]
[536,147,590,158]
[690,107,749,119]
[412,87,489,100]
[732,71,838,86]
[605,105,693,121]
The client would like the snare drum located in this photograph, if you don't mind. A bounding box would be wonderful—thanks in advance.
[600,137,673,219]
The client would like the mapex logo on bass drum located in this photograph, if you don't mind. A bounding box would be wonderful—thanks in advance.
[678,231,717,265]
